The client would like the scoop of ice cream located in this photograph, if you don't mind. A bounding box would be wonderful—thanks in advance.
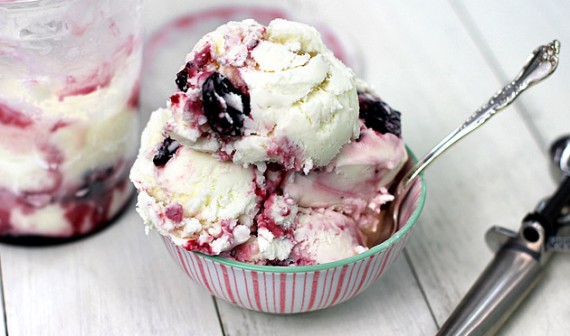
[167,18,360,173]
[283,124,407,213]
[130,108,260,254]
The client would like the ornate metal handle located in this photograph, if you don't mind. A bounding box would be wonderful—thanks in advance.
[402,40,560,188]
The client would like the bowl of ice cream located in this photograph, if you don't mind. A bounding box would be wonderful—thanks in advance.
[130,18,426,313]
[161,175,424,313]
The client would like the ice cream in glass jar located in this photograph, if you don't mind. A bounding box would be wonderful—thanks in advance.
[0,0,143,243]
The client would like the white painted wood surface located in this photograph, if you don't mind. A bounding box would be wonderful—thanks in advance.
[1,1,569,335]
[1,205,223,336]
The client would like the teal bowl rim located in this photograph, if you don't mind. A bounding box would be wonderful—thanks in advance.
[183,147,427,274]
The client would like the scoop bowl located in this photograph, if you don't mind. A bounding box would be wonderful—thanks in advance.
[160,162,425,314]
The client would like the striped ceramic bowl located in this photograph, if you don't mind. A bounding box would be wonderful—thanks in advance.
[161,175,426,314]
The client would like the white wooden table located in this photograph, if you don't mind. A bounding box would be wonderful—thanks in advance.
[2,1,570,335]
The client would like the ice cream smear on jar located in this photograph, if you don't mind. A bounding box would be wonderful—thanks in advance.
[0,0,143,239]
[130,19,407,265]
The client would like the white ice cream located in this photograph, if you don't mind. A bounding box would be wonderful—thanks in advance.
[168,18,360,173]
[291,209,367,265]
[0,38,141,237]
[130,109,260,254]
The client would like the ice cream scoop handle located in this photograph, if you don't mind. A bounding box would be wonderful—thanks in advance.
[437,242,544,336]
[403,40,560,187]
[438,221,551,336]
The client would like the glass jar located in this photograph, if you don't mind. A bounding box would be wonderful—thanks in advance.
[0,0,143,243]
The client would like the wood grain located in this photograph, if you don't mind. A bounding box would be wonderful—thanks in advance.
[453,0,570,148]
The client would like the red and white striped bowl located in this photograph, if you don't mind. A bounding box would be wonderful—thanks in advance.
[161,176,426,314]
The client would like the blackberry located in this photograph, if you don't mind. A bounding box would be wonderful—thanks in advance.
[175,69,188,92]
[153,137,180,166]
[175,62,200,92]
[358,92,402,136]
[201,72,250,137]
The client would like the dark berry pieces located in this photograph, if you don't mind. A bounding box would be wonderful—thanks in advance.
[153,137,180,166]
[358,91,402,137]
[201,72,251,137]
[175,68,189,92]
[175,46,213,92]
[175,62,199,92]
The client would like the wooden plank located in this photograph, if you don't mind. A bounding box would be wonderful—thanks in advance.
[216,255,438,336]
[0,206,223,336]
[452,0,570,148]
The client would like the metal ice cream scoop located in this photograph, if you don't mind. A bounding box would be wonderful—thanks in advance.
[437,134,570,336]
[364,40,561,248]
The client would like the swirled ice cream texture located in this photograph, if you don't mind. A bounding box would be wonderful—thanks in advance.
[0,41,140,237]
